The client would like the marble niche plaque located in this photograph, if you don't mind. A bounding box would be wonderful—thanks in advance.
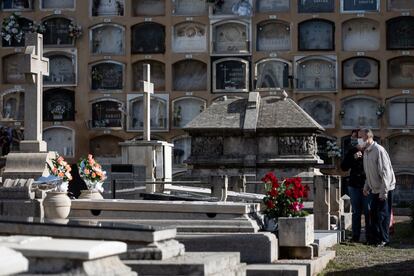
[343,57,379,89]
[133,0,165,16]
[213,58,249,92]
[41,0,74,9]
[173,98,205,128]
[173,60,207,91]
[342,18,380,51]
[43,89,75,121]
[388,0,414,11]
[92,100,123,128]
[298,0,335,13]
[91,24,125,55]
[299,19,334,51]
[2,92,24,121]
[173,0,207,16]
[43,17,73,46]
[173,22,207,53]
[341,0,379,13]
[43,127,74,157]
[213,22,249,54]
[296,56,336,91]
[133,60,165,91]
[91,62,124,91]
[388,97,414,127]
[256,0,290,12]
[341,97,379,128]
[128,94,168,131]
[299,98,334,127]
[213,0,253,16]
[389,136,414,166]
[2,54,26,84]
[132,22,165,54]
[90,135,122,158]
[388,57,414,88]
[92,0,124,16]
[387,17,414,50]
[394,174,414,204]
[173,137,191,165]
[1,0,33,10]
[256,59,289,89]
[256,20,290,51]
[44,52,77,86]
[2,17,33,47]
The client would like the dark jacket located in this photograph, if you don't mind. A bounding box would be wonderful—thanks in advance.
[341,147,366,189]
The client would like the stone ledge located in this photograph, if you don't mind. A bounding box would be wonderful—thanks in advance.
[247,264,306,276]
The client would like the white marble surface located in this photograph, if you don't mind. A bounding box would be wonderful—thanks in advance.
[0,246,28,275]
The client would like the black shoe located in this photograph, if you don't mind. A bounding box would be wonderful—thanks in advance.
[376,241,389,247]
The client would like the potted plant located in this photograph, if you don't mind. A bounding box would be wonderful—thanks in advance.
[262,172,314,247]
[77,154,107,199]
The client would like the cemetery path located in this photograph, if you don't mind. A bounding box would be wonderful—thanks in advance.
[320,216,414,276]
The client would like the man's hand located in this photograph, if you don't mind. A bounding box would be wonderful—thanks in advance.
[363,189,369,196]
[354,151,363,159]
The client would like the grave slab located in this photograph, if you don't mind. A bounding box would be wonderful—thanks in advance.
[247,264,306,276]
[314,232,338,253]
[0,246,29,275]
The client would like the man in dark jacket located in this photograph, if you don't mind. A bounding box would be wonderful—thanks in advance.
[341,129,372,243]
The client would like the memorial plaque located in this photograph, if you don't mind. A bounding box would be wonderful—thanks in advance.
[256,0,290,12]
[387,17,414,50]
[91,62,124,90]
[43,89,75,121]
[173,136,191,165]
[256,59,289,89]
[1,0,33,10]
[213,22,249,54]
[341,0,379,13]
[173,60,207,91]
[173,0,207,15]
[389,97,414,126]
[44,53,76,86]
[298,19,334,51]
[2,92,24,121]
[341,97,379,128]
[296,57,336,91]
[131,22,165,54]
[342,18,380,51]
[2,17,33,47]
[43,17,73,46]
[90,135,122,157]
[299,98,334,127]
[129,94,168,130]
[2,54,26,84]
[91,24,125,55]
[343,57,379,89]
[173,98,205,128]
[133,60,165,91]
[172,22,207,53]
[257,20,290,51]
[92,100,123,128]
[214,59,249,92]
[213,0,252,16]
[298,0,334,13]
[92,0,124,16]
[41,0,74,9]
[388,0,414,11]
[133,0,165,16]
[43,127,74,156]
[388,57,414,88]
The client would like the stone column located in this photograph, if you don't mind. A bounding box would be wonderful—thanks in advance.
[209,175,228,201]
[313,175,330,230]
[329,176,343,228]
[228,175,246,193]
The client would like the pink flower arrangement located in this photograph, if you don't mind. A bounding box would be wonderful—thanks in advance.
[48,154,72,182]
[78,154,107,191]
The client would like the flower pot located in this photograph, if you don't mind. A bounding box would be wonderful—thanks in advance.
[78,190,103,200]
[43,192,71,219]
[56,181,69,193]
[278,214,314,247]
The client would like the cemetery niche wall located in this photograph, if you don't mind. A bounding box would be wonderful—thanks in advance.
[43,50,77,87]
[132,0,165,16]
[172,97,206,128]
[41,0,75,10]
[42,16,74,46]
[295,55,337,92]
[340,0,380,13]
[387,96,414,128]
[90,135,123,162]
[298,19,335,51]
[131,22,165,54]
[90,24,125,55]
[173,60,207,91]
[213,58,250,92]
[212,20,250,55]
[91,99,123,129]
[342,18,380,51]
[1,16,33,47]
[1,90,24,121]
[172,0,207,16]
[2,54,27,84]
[43,126,74,157]
[298,0,335,13]
[299,97,334,128]
[132,60,165,91]
[43,88,75,121]
[255,58,290,90]
[341,96,380,129]
[342,57,379,89]
[256,20,290,52]
[256,0,289,13]
[90,61,124,91]
[211,0,253,16]
[127,94,168,131]
[91,0,124,16]
[387,16,414,50]
[388,0,414,11]
[1,0,33,10]
[388,56,414,88]
[172,22,207,53]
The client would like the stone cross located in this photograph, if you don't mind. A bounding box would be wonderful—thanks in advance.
[142,64,154,142]
[20,33,49,152]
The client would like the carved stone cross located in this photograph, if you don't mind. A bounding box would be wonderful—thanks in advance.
[142,64,154,142]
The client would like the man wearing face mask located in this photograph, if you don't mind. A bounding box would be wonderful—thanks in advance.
[359,129,396,247]
[341,129,371,243]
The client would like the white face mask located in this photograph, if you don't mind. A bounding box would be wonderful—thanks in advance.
[357,138,366,147]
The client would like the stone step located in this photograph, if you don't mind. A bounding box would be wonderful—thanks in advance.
[124,252,245,276]
[246,264,306,276]
[314,232,338,253]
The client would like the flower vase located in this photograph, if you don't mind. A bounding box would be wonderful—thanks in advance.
[56,181,69,193]
[43,192,72,219]
[79,179,104,199]
[263,216,278,233]
[278,214,314,247]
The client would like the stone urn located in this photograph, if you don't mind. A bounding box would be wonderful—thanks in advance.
[78,189,104,199]
[43,192,72,219]
[278,214,314,247]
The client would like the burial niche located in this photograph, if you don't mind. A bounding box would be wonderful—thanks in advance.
[342,18,380,51]
[173,136,191,166]
[44,51,77,86]
[256,20,290,52]
[394,174,414,204]
[172,0,207,16]
[295,56,337,91]
[41,0,74,9]
[299,97,334,128]
[132,60,165,91]
[92,0,124,16]
[173,60,207,91]
[388,57,414,88]
[91,100,123,128]
[213,58,249,92]
[213,21,249,54]
[91,24,125,55]
[43,17,74,46]
[1,91,24,121]
[132,0,165,16]
[173,98,206,128]
[172,22,207,53]
[43,89,75,121]
[2,54,27,84]
[388,97,414,127]
[128,94,168,131]
[388,0,414,11]
[90,135,122,158]
[91,61,124,91]
[341,0,379,13]
[1,17,33,47]
[1,0,33,10]
[255,58,290,90]
[342,57,379,89]
[298,0,334,13]
[341,97,379,129]
[387,17,414,50]
[43,127,74,157]
[389,136,414,166]
[213,0,253,16]
[298,19,334,51]
[256,0,290,13]
[131,22,165,54]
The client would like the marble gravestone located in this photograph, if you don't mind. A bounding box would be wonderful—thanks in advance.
[41,0,74,9]
[300,98,334,128]
[213,58,249,92]
[173,0,207,15]
[342,18,380,51]
[92,100,123,128]
[91,62,123,91]
[133,0,165,16]
[299,19,334,51]
[256,59,289,89]
[43,88,75,122]
[341,0,379,13]
[343,57,379,89]
[388,97,414,127]
[3,54,27,84]
[388,0,414,11]
[172,22,207,53]
[214,22,249,54]
[2,91,25,121]
[173,98,205,128]
[298,0,334,13]
[91,24,125,55]
[133,60,165,91]
[173,60,207,91]
[296,56,337,91]
[388,57,414,88]
[256,0,290,12]
[92,0,124,16]
[44,53,76,86]
[43,127,74,157]
[256,21,290,52]
[129,94,168,131]
[341,98,379,129]
[43,17,73,46]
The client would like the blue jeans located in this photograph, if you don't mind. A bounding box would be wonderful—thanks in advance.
[371,190,393,244]
[348,186,372,241]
